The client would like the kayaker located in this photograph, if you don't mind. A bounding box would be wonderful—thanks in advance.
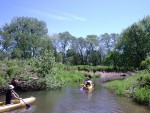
[5,85,22,104]
[85,75,92,87]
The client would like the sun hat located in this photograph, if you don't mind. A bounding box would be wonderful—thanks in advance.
[9,85,14,89]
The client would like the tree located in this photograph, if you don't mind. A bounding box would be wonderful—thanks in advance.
[100,33,111,54]
[40,35,54,54]
[0,17,48,59]
[116,23,150,68]
[75,37,87,64]
[104,51,122,69]
[57,31,74,64]
[85,35,99,65]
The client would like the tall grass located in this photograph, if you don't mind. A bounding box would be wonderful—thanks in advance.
[105,71,150,106]
[58,70,85,82]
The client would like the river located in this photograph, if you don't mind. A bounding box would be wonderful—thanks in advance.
[0,78,149,113]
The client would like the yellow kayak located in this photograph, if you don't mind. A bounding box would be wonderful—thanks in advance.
[80,84,93,91]
[0,96,36,112]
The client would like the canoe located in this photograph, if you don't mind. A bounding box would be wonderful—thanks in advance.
[0,96,36,112]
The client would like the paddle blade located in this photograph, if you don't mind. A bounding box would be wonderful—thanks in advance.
[26,104,31,109]
[80,87,84,90]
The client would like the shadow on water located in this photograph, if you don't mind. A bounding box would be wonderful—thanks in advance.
[1,78,150,113]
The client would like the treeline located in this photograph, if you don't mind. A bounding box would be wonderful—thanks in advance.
[0,16,150,70]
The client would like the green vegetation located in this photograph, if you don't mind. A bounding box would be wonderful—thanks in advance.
[106,71,150,105]
[0,59,97,93]
[1,16,150,69]
[0,15,150,107]
[0,59,87,92]
[105,57,150,106]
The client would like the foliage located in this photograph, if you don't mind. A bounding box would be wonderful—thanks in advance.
[0,17,48,59]
[106,77,136,96]
[0,76,7,92]
[141,57,150,71]
[32,50,55,76]
[58,70,85,82]
[0,15,150,70]
[31,50,65,89]
[56,31,74,64]
[116,16,150,69]
[134,87,150,105]
[105,71,150,105]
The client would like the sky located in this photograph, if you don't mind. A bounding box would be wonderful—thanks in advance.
[1,0,150,38]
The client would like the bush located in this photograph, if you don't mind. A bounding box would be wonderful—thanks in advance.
[32,50,65,89]
[134,87,150,105]
[141,57,150,71]
[0,76,7,92]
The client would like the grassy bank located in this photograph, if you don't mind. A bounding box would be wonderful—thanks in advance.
[105,70,150,106]
[0,60,95,93]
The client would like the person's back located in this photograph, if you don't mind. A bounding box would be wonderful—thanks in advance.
[85,76,92,87]
[5,85,21,104]
[86,80,92,86]
[5,89,13,104]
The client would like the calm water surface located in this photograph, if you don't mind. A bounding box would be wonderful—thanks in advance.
[0,79,149,113]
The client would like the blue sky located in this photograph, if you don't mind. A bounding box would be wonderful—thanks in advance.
[1,0,150,38]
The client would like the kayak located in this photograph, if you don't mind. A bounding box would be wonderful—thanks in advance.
[0,96,36,112]
[80,84,93,91]
[83,85,93,91]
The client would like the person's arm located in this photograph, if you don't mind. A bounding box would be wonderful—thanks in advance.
[11,90,22,100]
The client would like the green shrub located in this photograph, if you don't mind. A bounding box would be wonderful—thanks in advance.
[134,87,150,105]
[141,57,150,71]
[6,66,19,77]
[0,76,7,90]
[106,71,150,105]
[31,50,65,89]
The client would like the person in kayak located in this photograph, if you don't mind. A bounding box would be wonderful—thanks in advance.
[85,75,92,87]
[5,85,22,104]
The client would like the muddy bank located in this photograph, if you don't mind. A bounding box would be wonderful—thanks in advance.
[95,71,134,82]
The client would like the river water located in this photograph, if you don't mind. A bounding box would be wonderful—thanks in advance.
[0,78,149,113]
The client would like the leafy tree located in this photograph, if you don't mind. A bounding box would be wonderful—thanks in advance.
[57,31,74,64]
[116,23,150,68]
[75,37,87,64]
[98,33,119,65]
[66,48,77,65]
[104,51,123,69]
[40,35,54,54]
[85,35,99,65]
[0,17,48,59]
[100,33,112,54]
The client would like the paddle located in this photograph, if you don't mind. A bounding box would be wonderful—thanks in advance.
[12,90,30,109]
[80,86,84,90]
[20,99,30,108]
[80,84,85,90]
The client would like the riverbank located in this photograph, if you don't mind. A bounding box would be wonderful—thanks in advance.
[103,70,150,107]
[95,71,134,82]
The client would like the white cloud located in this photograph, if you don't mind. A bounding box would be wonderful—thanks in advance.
[29,9,87,22]
[63,12,87,22]
[72,15,87,22]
